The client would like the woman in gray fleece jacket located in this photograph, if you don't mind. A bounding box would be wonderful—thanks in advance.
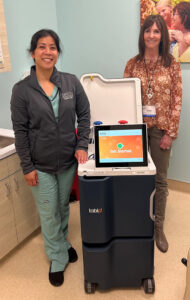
[11,29,90,287]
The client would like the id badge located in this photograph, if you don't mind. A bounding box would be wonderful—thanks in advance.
[143,105,156,117]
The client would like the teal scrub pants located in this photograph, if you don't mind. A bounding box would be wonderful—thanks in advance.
[31,163,77,272]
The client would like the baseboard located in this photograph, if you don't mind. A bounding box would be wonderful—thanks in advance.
[168,179,190,194]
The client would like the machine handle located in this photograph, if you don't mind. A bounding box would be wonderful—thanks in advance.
[149,189,156,222]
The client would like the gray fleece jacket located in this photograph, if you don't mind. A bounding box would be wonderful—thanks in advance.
[11,66,90,174]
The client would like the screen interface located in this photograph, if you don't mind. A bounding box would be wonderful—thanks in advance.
[94,125,148,167]
[99,129,143,163]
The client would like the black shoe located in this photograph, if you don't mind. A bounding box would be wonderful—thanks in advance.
[69,193,76,202]
[68,247,78,263]
[49,263,64,286]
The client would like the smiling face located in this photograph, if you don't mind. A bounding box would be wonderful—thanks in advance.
[156,5,172,27]
[144,22,162,51]
[172,10,183,30]
[31,35,58,72]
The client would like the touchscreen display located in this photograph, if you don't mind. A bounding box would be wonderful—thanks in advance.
[94,124,148,168]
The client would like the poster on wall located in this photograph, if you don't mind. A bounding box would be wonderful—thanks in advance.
[140,0,190,62]
[0,0,11,72]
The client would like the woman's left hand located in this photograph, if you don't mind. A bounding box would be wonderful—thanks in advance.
[160,134,173,150]
[75,150,88,164]
[170,30,184,43]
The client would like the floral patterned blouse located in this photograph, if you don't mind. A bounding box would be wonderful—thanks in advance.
[123,56,182,139]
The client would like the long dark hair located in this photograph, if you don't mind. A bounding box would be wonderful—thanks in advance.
[28,29,62,55]
[136,15,172,67]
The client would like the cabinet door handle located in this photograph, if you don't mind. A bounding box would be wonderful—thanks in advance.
[14,177,19,192]
[5,183,11,197]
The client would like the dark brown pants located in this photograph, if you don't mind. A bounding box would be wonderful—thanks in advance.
[148,127,171,227]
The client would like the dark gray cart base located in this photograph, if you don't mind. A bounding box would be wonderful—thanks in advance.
[83,238,155,294]
[79,175,156,295]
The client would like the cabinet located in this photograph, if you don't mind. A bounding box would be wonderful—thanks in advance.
[0,154,40,259]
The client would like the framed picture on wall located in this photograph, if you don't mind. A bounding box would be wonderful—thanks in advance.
[0,0,11,72]
[140,0,190,62]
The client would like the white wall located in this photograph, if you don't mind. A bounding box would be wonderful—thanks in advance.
[1,0,58,128]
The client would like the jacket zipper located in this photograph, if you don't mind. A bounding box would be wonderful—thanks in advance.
[57,89,62,171]
[37,86,60,172]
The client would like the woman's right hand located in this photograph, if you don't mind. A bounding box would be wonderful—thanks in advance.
[160,134,173,150]
[24,170,39,186]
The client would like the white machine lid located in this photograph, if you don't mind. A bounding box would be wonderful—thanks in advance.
[80,73,143,126]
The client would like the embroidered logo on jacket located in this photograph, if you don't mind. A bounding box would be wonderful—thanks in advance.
[62,92,73,100]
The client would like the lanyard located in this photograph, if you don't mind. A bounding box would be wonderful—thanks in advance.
[144,56,159,102]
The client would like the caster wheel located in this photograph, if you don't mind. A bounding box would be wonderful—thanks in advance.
[143,278,155,294]
[84,280,96,294]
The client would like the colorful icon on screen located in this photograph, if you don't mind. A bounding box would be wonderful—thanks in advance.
[117,143,124,149]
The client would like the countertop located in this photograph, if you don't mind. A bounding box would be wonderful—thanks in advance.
[0,129,16,160]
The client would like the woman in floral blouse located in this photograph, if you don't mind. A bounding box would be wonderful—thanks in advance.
[124,14,182,253]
